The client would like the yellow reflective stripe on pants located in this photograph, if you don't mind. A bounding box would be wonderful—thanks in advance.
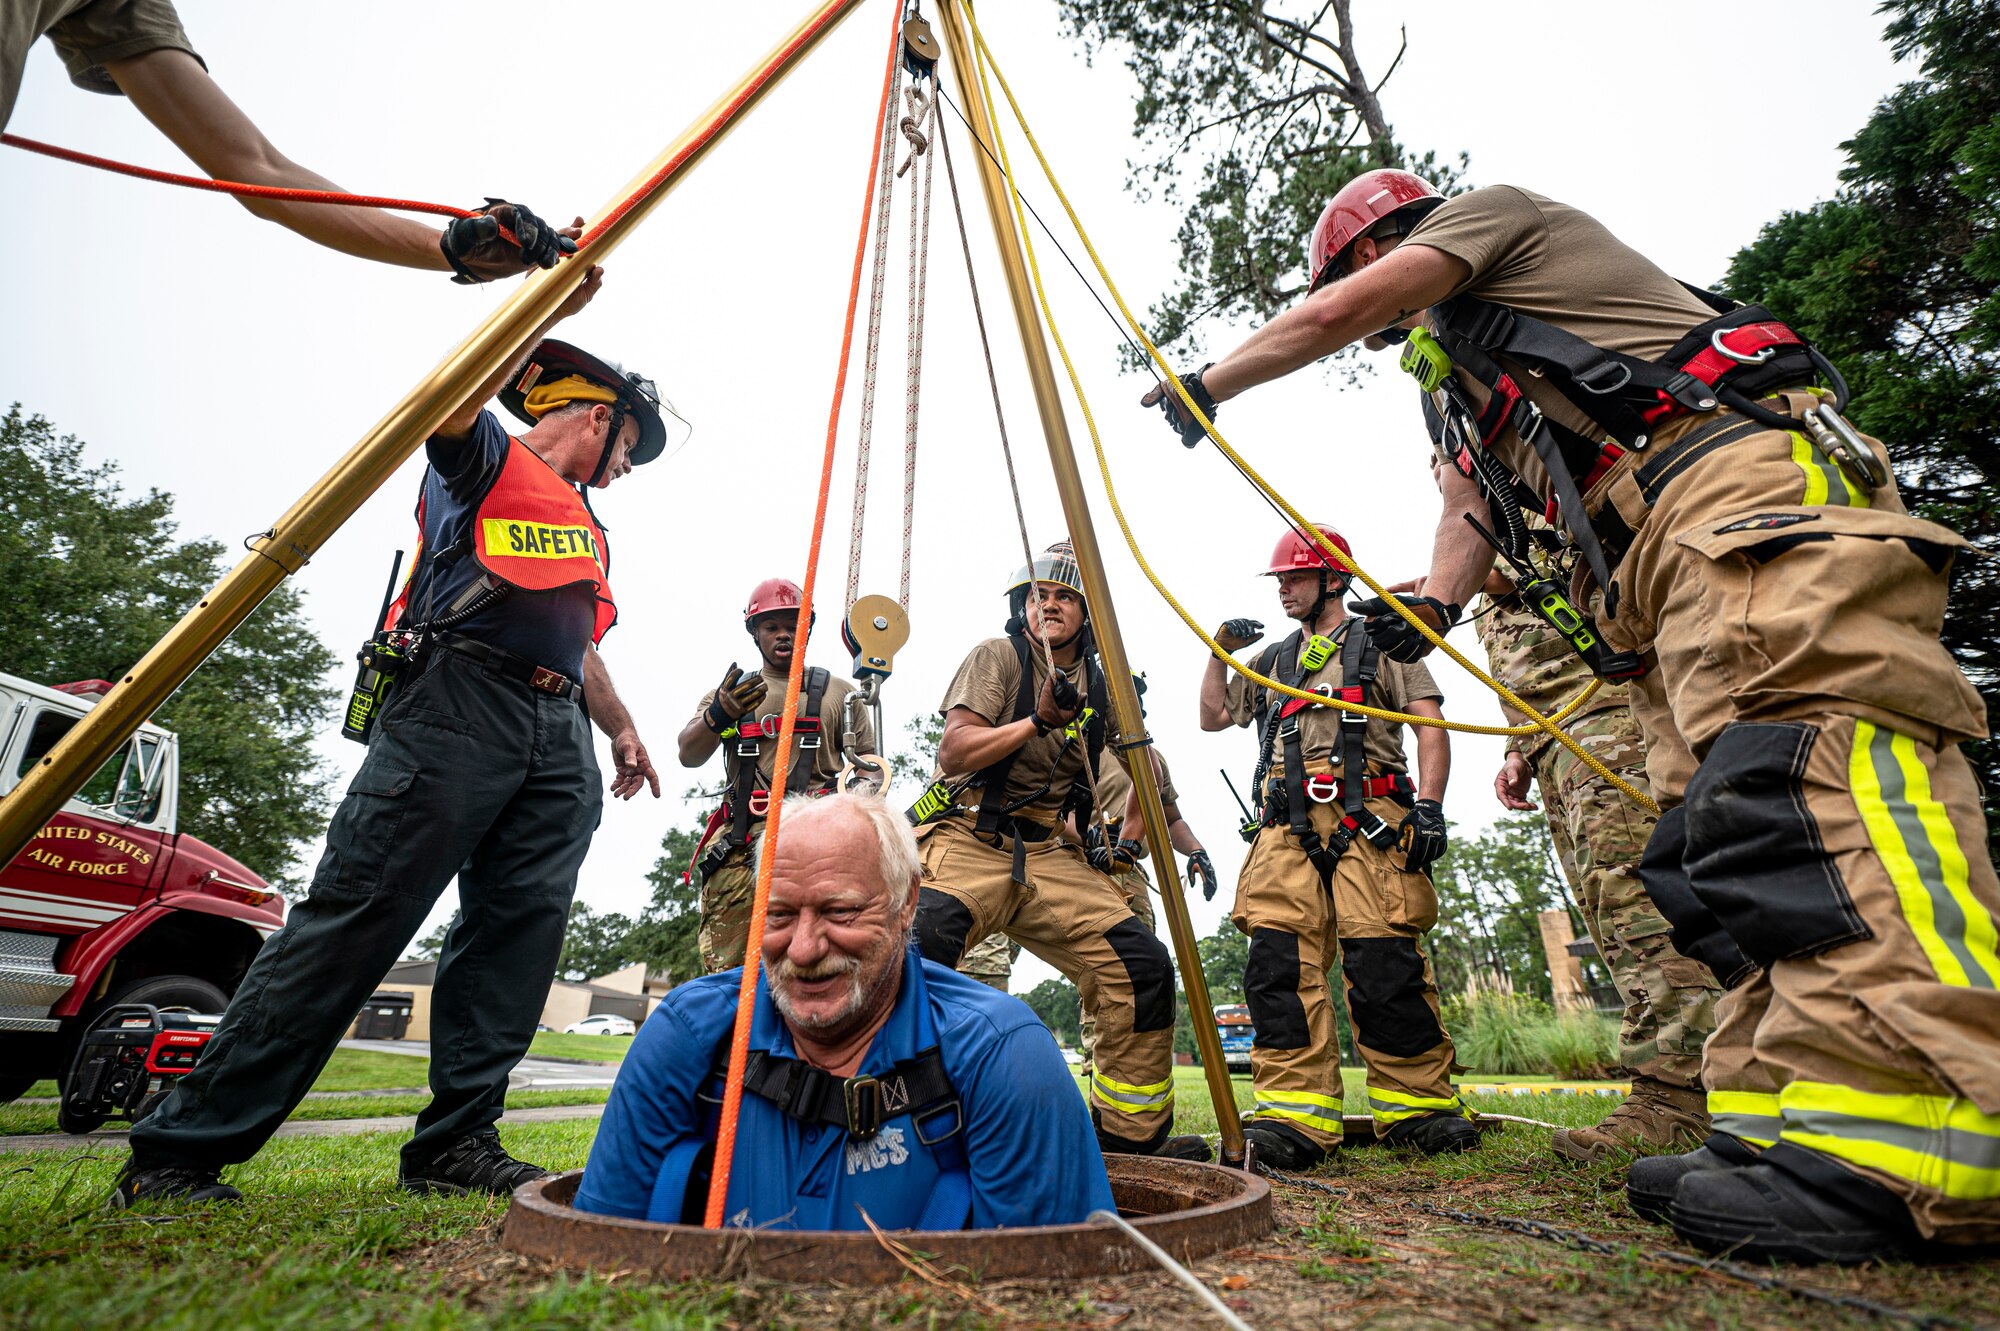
[1851,721,2000,990]
[1780,1080,2000,1201]
[1250,1089,1344,1135]
[1708,1088,1783,1147]
[1366,1085,1468,1125]
[1092,1069,1173,1115]
[1788,430,1871,509]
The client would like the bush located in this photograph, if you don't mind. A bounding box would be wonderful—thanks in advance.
[1443,990,1620,1078]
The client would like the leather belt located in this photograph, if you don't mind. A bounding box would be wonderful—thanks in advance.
[436,632,579,699]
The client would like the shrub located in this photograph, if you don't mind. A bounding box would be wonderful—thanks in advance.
[1443,990,1620,1078]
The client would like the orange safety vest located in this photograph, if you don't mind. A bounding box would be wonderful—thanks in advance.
[387,436,617,644]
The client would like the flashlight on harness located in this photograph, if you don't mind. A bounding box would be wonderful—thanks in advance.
[1464,516,1645,682]
[341,550,410,745]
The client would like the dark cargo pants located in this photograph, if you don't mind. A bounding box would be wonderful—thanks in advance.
[130,644,602,1175]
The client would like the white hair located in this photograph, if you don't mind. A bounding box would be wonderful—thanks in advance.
[750,792,922,914]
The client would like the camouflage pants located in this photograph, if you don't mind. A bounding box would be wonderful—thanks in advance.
[1079,867,1157,1068]
[956,932,1020,991]
[1531,708,1720,1088]
[696,836,755,974]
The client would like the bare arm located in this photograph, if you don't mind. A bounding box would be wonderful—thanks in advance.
[1407,698,1450,804]
[1425,459,1499,613]
[432,267,603,441]
[583,647,660,800]
[678,713,722,767]
[103,49,455,268]
[1163,800,1204,856]
[1144,245,1469,409]
[1199,654,1239,732]
[936,705,1039,775]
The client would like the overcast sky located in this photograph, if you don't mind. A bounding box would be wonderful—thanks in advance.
[3,1,1905,993]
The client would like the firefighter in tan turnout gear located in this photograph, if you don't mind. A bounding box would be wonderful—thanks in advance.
[1471,562,1721,1161]
[910,544,1206,1161]
[1199,523,1473,1170]
[677,578,878,971]
[1150,168,2000,1263]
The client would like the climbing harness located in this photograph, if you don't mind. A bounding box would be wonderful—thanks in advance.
[701,0,908,1232]
[696,667,834,881]
[957,8,1656,813]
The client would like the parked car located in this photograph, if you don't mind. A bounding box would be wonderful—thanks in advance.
[564,1014,636,1037]
[1215,1003,1255,1075]
[1060,1047,1083,1067]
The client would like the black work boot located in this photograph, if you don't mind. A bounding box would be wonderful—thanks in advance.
[112,1163,242,1208]
[399,1129,550,1197]
[1095,1115,1213,1163]
[1669,1143,1919,1265]
[1380,1111,1480,1155]
[1244,1120,1330,1172]
[1625,1131,1759,1225]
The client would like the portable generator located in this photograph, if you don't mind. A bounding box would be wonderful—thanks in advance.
[60,1004,220,1135]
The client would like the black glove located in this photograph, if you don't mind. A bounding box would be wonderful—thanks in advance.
[1346,595,1462,663]
[1398,798,1448,874]
[1154,364,1217,447]
[703,664,769,734]
[1215,618,1265,652]
[1085,823,1144,873]
[440,198,578,284]
[1186,848,1218,901]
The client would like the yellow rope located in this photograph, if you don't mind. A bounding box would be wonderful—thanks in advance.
[962,6,1657,811]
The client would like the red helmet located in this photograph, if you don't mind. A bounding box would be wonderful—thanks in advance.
[1305,169,1443,293]
[744,577,804,627]
[1265,524,1353,576]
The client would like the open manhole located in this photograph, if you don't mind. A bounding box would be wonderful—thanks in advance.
[503,1155,1273,1282]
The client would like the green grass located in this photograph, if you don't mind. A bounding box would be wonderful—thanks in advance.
[0,1123,750,1331]
[526,1032,632,1063]
[0,1089,608,1138]
[1442,991,1622,1078]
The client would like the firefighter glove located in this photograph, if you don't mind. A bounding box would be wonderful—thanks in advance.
[1147,364,1217,447]
[704,663,769,733]
[441,198,579,284]
[1215,617,1265,652]
[1398,798,1448,874]
[1186,848,1218,900]
[1347,594,1461,663]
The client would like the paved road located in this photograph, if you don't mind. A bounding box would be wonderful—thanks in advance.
[0,1102,607,1153]
[338,1039,620,1091]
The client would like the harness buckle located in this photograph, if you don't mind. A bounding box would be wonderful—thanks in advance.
[1573,362,1632,395]
[843,1075,882,1139]
[912,1098,964,1147]
[1711,327,1776,366]
[1303,773,1340,804]
[748,789,770,818]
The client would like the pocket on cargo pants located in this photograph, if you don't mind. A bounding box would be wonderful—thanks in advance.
[1664,505,1986,749]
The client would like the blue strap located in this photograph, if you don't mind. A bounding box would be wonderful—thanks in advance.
[912,1101,973,1230]
[645,1138,709,1223]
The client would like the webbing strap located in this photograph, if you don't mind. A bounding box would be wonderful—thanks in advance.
[972,633,1040,842]
[740,1045,957,1139]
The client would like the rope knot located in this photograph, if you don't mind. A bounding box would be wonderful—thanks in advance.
[896,86,932,177]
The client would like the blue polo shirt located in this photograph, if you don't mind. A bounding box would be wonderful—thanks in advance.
[573,946,1115,1229]
[405,410,600,680]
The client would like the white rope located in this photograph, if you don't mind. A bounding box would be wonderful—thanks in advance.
[896,84,936,609]
[843,50,903,617]
[1088,1209,1256,1331]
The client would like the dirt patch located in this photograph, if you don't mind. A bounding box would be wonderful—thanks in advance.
[405,1163,1999,1331]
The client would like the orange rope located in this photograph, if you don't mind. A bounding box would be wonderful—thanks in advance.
[701,0,904,1229]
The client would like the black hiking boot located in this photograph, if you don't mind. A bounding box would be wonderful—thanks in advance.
[1669,1143,1919,1265]
[399,1130,549,1197]
[1625,1131,1759,1225]
[1244,1121,1330,1172]
[1380,1111,1480,1155]
[1095,1115,1214,1163]
[112,1163,241,1208]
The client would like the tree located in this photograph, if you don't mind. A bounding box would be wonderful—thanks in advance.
[1058,0,1465,371]
[1428,814,1566,1002]
[1717,0,2000,850]
[888,711,943,791]
[0,407,337,888]
[555,901,640,983]
[1021,977,1082,1047]
[1198,916,1249,1004]
[616,818,710,989]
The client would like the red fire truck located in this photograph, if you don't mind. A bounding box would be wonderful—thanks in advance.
[0,673,283,1101]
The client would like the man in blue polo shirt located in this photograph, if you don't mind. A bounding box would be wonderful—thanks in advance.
[575,793,1116,1229]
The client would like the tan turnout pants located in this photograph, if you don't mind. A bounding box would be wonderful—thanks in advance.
[1234,780,1465,1150]
[1596,391,2000,1242]
[1080,866,1157,1067]
[914,817,1178,1149]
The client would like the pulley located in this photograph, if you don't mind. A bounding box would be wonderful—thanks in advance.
[902,15,941,75]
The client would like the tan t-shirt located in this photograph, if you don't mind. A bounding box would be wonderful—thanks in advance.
[691,663,873,791]
[4,0,201,128]
[1092,749,1178,837]
[1224,624,1440,776]
[934,637,1102,826]
[1405,185,1720,496]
